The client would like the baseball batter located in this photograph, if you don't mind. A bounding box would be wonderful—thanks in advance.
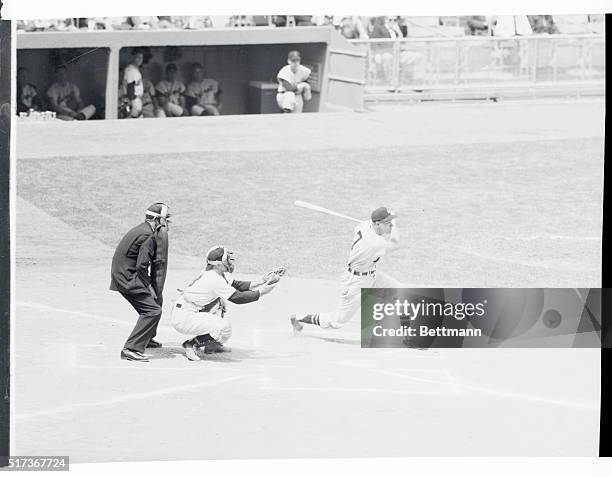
[171,246,283,361]
[291,206,402,331]
[276,50,312,113]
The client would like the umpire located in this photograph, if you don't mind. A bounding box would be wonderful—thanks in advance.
[111,202,170,362]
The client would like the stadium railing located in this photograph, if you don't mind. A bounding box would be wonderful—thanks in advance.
[350,34,605,100]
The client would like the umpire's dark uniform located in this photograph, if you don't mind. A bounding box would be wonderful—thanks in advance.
[111,203,169,361]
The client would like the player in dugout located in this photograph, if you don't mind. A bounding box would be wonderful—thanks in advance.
[276,50,312,113]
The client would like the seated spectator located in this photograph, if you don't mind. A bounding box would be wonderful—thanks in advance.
[528,15,559,34]
[185,63,222,116]
[276,50,312,114]
[187,16,213,29]
[339,16,369,39]
[368,17,403,84]
[121,48,146,118]
[311,15,334,26]
[157,16,177,29]
[155,63,186,117]
[370,16,403,39]
[16,67,44,114]
[294,16,314,26]
[129,16,159,30]
[17,19,54,32]
[464,15,490,35]
[271,16,287,27]
[103,17,132,30]
[491,15,533,36]
[46,65,96,121]
[47,18,78,31]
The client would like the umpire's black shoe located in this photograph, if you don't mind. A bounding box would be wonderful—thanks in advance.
[120,348,149,362]
[146,339,162,349]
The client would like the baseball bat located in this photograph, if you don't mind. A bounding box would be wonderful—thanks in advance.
[294,200,361,223]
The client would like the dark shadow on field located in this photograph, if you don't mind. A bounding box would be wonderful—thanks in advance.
[301,335,361,346]
[147,344,304,362]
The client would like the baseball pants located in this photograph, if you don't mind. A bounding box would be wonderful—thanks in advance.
[318,270,402,329]
[121,290,162,353]
[171,303,232,344]
[129,97,143,118]
[191,104,220,116]
[142,102,156,118]
[277,83,311,113]
[57,104,96,121]
[158,102,183,117]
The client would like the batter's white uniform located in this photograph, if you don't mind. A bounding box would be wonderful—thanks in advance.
[171,269,235,343]
[276,64,312,113]
[317,221,402,329]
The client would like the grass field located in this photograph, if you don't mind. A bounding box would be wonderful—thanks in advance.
[14,99,604,461]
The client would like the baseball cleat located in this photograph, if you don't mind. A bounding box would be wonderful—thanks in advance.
[290,315,303,334]
[120,348,149,362]
[146,339,162,348]
[201,340,231,354]
[182,340,201,361]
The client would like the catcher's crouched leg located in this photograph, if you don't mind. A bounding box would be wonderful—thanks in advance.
[171,308,232,342]
[207,317,232,344]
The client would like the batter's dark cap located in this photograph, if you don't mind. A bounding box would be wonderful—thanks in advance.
[371,207,397,223]
[288,50,301,60]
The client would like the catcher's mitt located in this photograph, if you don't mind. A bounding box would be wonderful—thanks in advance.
[262,266,287,285]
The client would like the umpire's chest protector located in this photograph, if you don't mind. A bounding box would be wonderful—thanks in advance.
[151,225,169,294]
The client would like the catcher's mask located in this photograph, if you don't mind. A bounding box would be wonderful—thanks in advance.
[206,245,235,273]
[146,202,172,225]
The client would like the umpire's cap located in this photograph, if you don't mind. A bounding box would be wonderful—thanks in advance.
[371,207,396,223]
[146,202,171,220]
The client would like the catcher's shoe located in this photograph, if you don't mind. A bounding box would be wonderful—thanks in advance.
[182,340,201,361]
[290,315,303,334]
[146,339,162,349]
[201,340,231,354]
[120,348,149,362]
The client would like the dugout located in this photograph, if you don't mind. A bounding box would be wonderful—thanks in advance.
[16,27,366,119]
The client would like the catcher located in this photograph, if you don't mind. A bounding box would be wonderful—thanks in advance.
[171,245,285,361]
